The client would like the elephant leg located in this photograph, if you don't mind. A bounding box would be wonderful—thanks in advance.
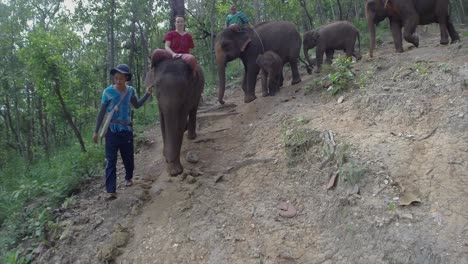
[273,74,282,95]
[289,59,301,85]
[279,69,284,87]
[325,50,334,64]
[345,47,354,59]
[438,22,449,45]
[352,47,362,61]
[447,19,460,43]
[159,109,167,159]
[244,65,259,103]
[187,107,197,140]
[314,47,325,73]
[403,17,419,48]
[260,70,268,97]
[390,20,404,53]
[162,110,185,176]
[241,68,247,93]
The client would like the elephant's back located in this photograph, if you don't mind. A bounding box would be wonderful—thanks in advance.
[255,21,301,60]
[320,21,358,34]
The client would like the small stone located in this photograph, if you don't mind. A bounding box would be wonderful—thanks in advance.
[214,174,224,183]
[337,96,344,104]
[190,167,204,177]
[400,213,413,220]
[185,151,199,163]
[186,176,196,184]
[349,184,360,195]
[459,113,464,118]
[384,180,389,185]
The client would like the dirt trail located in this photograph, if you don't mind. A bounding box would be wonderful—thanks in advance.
[39,26,467,264]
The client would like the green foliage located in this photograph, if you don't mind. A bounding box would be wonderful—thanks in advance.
[322,142,366,186]
[463,31,468,37]
[339,160,365,185]
[282,123,323,166]
[357,65,376,89]
[327,56,355,95]
[132,99,160,126]
[0,143,103,258]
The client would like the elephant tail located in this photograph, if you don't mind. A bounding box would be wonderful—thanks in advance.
[357,31,361,54]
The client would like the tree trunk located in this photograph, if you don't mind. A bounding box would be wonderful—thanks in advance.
[317,0,325,24]
[299,0,314,30]
[25,82,34,163]
[109,0,116,83]
[331,1,336,20]
[37,97,50,159]
[210,0,216,84]
[53,76,87,152]
[458,0,465,23]
[129,18,136,89]
[253,0,261,24]
[138,21,149,90]
[169,0,185,30]
[337,0,343,20]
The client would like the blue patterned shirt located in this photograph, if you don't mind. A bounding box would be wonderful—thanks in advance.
[101,85,135,132]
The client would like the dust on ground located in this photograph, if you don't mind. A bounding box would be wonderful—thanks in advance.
[38,25,467,264]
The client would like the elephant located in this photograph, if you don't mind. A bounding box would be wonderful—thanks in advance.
[256,51,283,96]
[144,49,204,175]
[303,21,361,73]
[215,21,302,104]
[366,0,460,58]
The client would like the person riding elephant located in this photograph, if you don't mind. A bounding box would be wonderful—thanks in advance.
[144,49,204,175]
[366,0,460,58]
[303,21,361,73]
[215,21,302,104]
[256,51,283,96]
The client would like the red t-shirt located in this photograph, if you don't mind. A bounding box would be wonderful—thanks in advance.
[164,31,194,54]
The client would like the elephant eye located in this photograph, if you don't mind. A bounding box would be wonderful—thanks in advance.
[222,42,230,49]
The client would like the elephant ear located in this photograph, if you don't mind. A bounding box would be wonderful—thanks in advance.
[312,31,320,42]
[237,31,252,52]
[384,0,399,15]
[144,70,156,89]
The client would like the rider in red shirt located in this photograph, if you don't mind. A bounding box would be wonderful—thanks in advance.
[164,16,194,57]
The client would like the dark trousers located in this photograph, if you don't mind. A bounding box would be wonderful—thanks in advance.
[105,130,134,193]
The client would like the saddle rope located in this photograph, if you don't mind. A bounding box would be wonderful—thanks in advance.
[251,28,265,53]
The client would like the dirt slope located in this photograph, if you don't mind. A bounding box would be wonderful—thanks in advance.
[38,26,467,264]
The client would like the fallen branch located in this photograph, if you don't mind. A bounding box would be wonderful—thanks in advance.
[417,127,438,141]
[225,158,275,174]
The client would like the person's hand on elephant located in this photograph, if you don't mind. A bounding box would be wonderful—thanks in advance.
[146,86,153,95]
[93,132,98,144]
[172,53,182,59]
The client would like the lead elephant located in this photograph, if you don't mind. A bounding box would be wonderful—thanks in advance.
[215,21,302,104]
[256,51,283,96]
[366,0,460,57]
[303,21,361,73]
[144,49,204,175]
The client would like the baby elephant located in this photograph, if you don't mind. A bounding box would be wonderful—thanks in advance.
[303,21,361,73]
[256,51,283,96]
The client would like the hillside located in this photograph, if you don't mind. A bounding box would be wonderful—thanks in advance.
[37,26,467,264]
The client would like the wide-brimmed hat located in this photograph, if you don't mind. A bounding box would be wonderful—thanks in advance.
[110,64,132,81]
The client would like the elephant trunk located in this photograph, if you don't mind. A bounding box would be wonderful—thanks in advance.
[367,14,376,58]
[162,111,185,175]
[303,46,313,69]
[216,56,226,105]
